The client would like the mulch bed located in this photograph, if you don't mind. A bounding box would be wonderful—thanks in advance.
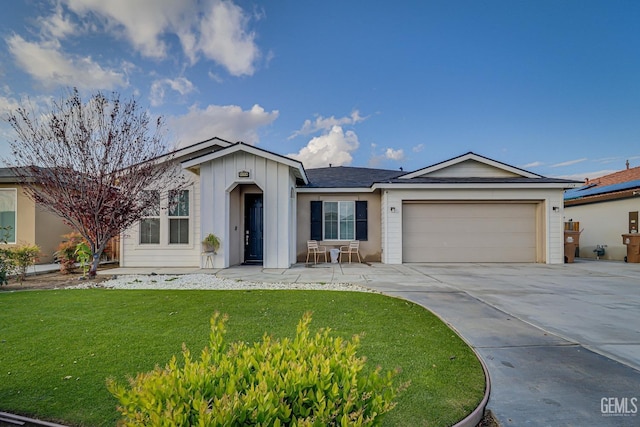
[0,267,116,292]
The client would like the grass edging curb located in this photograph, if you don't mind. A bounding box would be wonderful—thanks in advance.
[0,411,69,427]
[451,346,491,427]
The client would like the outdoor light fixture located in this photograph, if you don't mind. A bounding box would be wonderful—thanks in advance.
[552,206,560,212]
[390,206,396,212]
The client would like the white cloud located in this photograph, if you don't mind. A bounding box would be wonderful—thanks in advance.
[385,148,404,161]
[412,143,424,153]
[287,126,359,169]
[64,0,260,76]
[9,0,261,92]
[6,35,127,90]
[168,103,279,147]
[521,161,544,168]
[289,110,367,139]
[553,170,616,182]
[208,71,224,83]
[196,0,260,76]
[149,77,195,107]
[0,95,21,115]
[38,3,77,39]
[64,0,190,59]
[551,158,588,168]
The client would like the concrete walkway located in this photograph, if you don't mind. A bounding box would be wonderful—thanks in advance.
[100,260,640,426]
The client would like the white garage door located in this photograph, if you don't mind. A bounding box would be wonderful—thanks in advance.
[402,202,537,262]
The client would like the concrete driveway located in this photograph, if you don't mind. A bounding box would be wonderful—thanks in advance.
[105,260,640,425]
[357,260,640,426]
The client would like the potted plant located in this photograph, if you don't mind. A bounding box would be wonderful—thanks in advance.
[202,233,220,253]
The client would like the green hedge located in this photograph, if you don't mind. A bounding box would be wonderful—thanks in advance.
[108,312,408,426]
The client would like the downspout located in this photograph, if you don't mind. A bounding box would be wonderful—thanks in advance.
[384,190,388,264]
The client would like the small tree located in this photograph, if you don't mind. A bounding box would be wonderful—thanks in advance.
[5,88,185,277]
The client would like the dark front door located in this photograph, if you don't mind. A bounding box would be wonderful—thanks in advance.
[244,194,263,263]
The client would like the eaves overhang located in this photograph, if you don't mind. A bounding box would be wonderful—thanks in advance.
[372,182,580,190]
[565,189,640,206]
[296,187,376,193]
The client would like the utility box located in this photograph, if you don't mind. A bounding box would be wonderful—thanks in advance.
[564,230,581,263]
[630,211,638,234]
[622,234,640,263]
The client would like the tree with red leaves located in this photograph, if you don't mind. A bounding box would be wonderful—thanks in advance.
[5,88,185,277]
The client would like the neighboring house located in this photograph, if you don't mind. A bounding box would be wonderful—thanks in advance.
[0,168,74,263]
[119,138,579,268]
[564,161,640,260]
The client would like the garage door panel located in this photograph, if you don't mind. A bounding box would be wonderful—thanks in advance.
[414,218,535,233]
[404,231,535,248]
[402,202,537,262]
[403,246,535,263]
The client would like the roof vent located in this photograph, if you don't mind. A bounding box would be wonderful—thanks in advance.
[627,159,630,170]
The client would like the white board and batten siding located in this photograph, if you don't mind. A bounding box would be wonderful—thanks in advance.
[423,159,521,178]
[199,150,297,269]
[382,188,566,264]
[120,171,201,267]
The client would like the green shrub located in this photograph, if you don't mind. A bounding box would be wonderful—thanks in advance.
[74,242,92,277]
[108,312,407,426]
[0,249,13,285]
[9,244,40,284]
[54,232,85,274]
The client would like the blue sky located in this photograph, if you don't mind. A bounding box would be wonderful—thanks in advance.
[1,1,639,180]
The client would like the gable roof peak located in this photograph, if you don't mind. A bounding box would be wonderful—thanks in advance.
[399,152,542,180]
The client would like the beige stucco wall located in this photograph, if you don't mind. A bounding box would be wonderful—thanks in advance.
[0,184,72,263]
[34,205,74,263]
[564,198,640,260]
[296,192,382,262]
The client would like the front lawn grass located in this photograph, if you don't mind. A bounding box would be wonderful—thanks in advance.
[0,289,485,426]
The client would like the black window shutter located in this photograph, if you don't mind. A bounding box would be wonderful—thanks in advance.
[310,201,323,240]
[355,201,368,241]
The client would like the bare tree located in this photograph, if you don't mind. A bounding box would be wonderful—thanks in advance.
[5,88,184,277]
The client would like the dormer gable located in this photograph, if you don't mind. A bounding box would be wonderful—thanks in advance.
[399,152,541,179]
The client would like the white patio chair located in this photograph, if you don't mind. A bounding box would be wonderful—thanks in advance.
[306,240,327,264]
[339,241,361,263]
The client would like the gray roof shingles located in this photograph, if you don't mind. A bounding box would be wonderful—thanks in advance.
[304,166,404,188]
[302,166,578,188]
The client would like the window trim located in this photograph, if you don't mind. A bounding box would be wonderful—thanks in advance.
[136,188,193,247]
[311,200,367,242]
[0,188,17,244]
[323,201,355,241]
[168,189,190,245]
[139,190,160,245]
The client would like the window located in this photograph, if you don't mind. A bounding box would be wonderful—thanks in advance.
[0,189,16,244]
[323,201,355,240]
[311,200,367,241]
[169,190,189,244]
[140,191,160,244]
